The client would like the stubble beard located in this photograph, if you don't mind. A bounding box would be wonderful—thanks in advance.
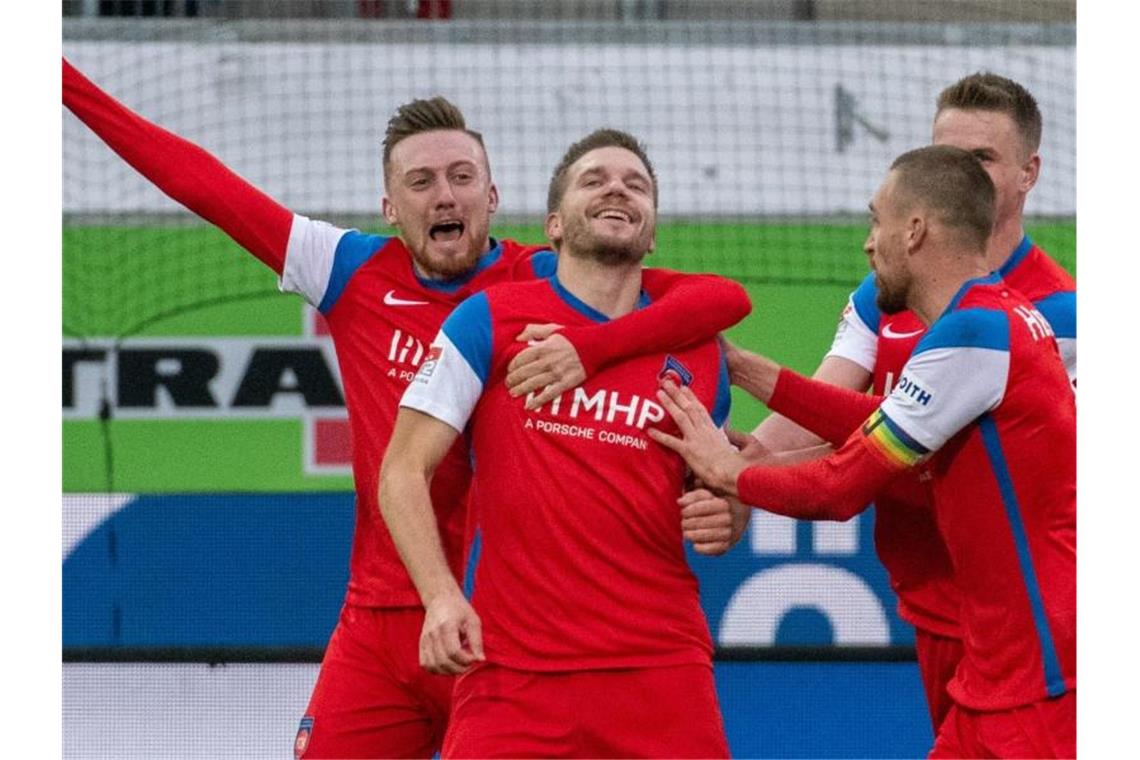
[875,273,911,315]
[562,215,650,267]
[408,221,489,280]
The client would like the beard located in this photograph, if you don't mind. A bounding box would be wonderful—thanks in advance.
[406,218,490,280]
[560,214,651,266]
[410,245,481,280]
[875,272,911,314]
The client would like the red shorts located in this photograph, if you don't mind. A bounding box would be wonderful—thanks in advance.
[914,627,964,733]
[295,605,454,759]
[442,661,729,758]
[929,690,1076,759]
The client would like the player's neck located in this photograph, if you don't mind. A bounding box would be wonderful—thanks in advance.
[985,216,1026,272]
[909,254,991,326]
[555,254,643,319]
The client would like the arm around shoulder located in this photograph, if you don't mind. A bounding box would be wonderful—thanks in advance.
[564,269,751,376]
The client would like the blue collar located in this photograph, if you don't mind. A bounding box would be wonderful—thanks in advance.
[547,273,652,323]
[941,271,1004,319]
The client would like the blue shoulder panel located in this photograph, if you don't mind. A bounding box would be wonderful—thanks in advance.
[318,231,390,314]
[711,347,732,428]
[914,307,1010,356]
[528,250,558,278]
[440,291,494,383]
[941,272,1003,317]
[850,272,882,334]
[1033,290,1076,340]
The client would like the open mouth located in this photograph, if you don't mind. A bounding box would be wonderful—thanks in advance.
[594,208,634,224]
[429,221,465,242]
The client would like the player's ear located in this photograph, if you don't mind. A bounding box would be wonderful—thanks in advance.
[1020,153,1041,194]
[544,211,563,250]
[382,196,398,227]
[487,183,500,215]
[906,214,927,254]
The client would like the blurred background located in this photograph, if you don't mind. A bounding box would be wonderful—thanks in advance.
[62,1,1075,757]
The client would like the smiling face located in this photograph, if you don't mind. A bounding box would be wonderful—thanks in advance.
[381,129,499,280]
[545,145,656,266]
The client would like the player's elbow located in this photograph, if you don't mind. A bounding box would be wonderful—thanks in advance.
[718,277,752,322]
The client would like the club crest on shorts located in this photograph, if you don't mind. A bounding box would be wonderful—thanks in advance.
[658,355,693,387]
[294,716,314,759]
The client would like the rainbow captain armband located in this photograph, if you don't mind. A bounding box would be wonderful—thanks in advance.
[861,408,928,469]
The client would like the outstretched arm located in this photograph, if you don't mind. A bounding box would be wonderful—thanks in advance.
[766,367,883,448]
[507,270,751,407]
[63,58,293,273]
[649,381,904,522]
[379,408,484,675]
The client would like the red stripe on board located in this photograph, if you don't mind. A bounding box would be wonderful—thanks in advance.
[313,417,352,466]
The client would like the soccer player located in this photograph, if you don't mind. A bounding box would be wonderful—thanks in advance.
[63,61,750,758]
[741,72,1076,732]
[652,145,1075,759]
[381,129,735,758]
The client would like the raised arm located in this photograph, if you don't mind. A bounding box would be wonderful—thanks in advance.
[379,408,483,675]
[507,269,751,407]
[63,57,293,272]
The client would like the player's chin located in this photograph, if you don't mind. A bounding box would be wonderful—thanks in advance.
[420,244,481,280]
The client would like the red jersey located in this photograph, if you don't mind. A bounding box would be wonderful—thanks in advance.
[282,224,547,604]
[402,276,734,670]
[825,237,1076,636]
[744,274,1076,710]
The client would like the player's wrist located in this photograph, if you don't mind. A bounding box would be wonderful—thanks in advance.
[729,350,780,403]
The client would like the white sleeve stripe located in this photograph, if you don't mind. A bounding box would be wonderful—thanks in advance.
[825,296,878,372]
[399,332,484,433]
[279,214,347,308]
[879,345,1008,452]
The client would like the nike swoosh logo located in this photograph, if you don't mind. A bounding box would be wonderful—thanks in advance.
[881,323,924,339]
[383,290,430,307]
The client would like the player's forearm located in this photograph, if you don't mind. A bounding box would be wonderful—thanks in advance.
[751,412,828,452]
[766,368,883,448]
[62,58,292,273]
[562,271,751,375]
[736,434,898,521]
[378,470,464,605]
[725,345,780,404]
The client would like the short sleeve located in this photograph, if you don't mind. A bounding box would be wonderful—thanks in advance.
[400,292,494,433]
[876,308,1011,456]
[279,215,388,313]
[825,273,880,371]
